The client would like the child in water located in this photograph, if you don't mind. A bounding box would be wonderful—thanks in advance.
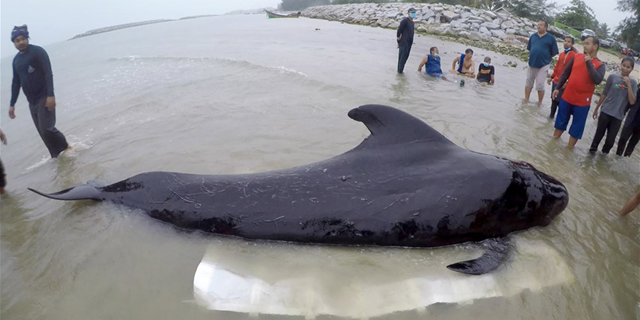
[418,46,446,80]
[589,57,637,154]
[476,57,495,85]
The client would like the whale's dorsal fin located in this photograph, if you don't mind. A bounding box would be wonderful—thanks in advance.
[348,105,454,147]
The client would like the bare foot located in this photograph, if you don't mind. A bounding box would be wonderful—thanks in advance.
[0,187,5,195]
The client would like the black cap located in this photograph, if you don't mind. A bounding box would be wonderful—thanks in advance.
[408,8,416,12]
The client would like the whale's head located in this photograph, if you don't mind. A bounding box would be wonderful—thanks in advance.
[503,161,569,228]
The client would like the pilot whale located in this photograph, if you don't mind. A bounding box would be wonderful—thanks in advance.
[29,104,569,275]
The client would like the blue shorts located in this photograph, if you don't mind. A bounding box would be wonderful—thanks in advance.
[554,98,590,139]
[429,73,443,78]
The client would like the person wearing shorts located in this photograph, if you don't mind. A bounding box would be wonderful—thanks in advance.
[525,20,558,107]
[552,36,606,148]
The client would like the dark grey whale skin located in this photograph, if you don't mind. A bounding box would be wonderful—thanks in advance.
[30,104,569,274]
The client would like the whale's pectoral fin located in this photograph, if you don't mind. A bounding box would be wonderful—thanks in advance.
[446,237,511,275]
[28,185,103,201]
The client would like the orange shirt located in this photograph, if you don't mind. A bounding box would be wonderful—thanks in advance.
[562,54,603,106]
[551,49,576,84]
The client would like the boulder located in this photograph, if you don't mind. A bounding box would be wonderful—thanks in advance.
[441,10,461,22]
[491,29,507,39]
[482,22,501,30]
[484,11,498,19]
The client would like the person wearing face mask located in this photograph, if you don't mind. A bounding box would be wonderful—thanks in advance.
[417,46,446,79]
[589,57,637,154]
[552,36,606,148]
[476,57,495,85]
[547,36,577,118]
[396,8,416,74]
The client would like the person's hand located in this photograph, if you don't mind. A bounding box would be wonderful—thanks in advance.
[552,89,559,100]
[397,35,402,42]
[45,97,56,111]
[0,129,6,145]
[8,106,15,119]
[547,78,552,85]
[592,109,599,120]
[623,76,631,86]
[584,54,592,62]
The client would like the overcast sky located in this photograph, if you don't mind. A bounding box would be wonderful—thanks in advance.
[1,0,631,57]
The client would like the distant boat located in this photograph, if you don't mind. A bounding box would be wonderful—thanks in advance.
[265,10,300,19]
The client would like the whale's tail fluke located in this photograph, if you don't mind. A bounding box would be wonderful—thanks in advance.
[28,183,103,201]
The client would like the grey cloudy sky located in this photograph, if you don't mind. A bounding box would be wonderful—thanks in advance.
[1,0,630,57]
[1,0,280,57]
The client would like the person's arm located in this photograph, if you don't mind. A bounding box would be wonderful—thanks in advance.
[555,58,573,89]
[418,55,428,72]
[468,60,475,75]
[10,63,20,107]
[620,189,640,216]
[9,62,20,119]
[397,19,406,42]
[550,37,559,57]
[527,35,532,51]
[36,48,55,97]
[476,65,481,80]
[624,78,637,105]
[592,75,612,119]
[0,128,6,145]
[553,58,574,100]
[585,58,605,84]
[490,66,495,84]
[451,56,459,72]
[34,47,56,110]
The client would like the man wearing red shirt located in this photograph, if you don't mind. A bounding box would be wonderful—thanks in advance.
[552,36,606,148]
[547,36,577,118]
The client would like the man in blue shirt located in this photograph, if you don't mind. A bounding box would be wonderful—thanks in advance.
[525,20,559,107]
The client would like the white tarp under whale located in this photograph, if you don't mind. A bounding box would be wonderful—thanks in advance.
[193,236,573,319]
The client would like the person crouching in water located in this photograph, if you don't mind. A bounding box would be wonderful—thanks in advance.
[616,86,640,157]
[418,46,447,80]
[476,57,495,85]
[547,36,577,118]
[552,36,606,148]
[589,57,637,154]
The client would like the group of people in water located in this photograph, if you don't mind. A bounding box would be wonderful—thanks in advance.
[398,8,494,84]
[395,8,640,215]
[0,21,637,215]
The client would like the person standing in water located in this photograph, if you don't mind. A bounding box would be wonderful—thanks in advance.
[552,36,606,148]
[418,46,446,79]
[396,8,416,74]
[589,57,637,154]
[525,20,559,107]
[616,87,640,157]
[547,36,577,118]
[451,48,475,77]
[9,25,70,158]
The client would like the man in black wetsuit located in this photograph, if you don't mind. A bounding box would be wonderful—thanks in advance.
[396,8,416,74]
[9,25,70,158]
